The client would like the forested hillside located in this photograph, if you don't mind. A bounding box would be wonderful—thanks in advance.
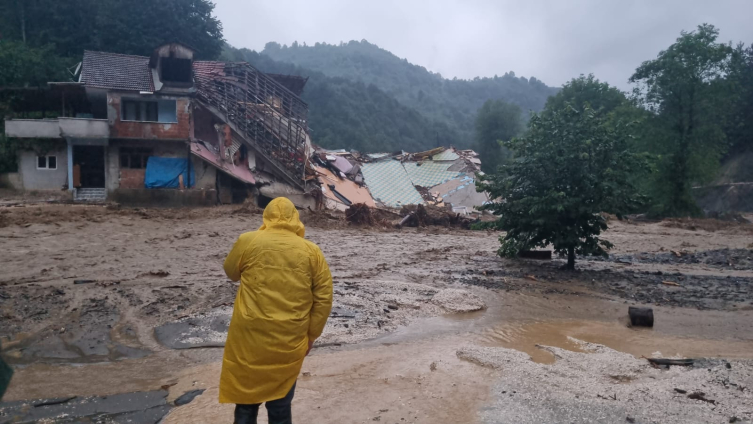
[222,47,460,152]
[262,41,558,145]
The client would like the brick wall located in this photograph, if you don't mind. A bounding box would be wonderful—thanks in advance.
[119,168,145,189]
[108,93,191,140]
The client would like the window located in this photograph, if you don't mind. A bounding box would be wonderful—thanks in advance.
[37,155,57,170]
[161,58,192,84]
[121,99,176,123]
[120,148,152,169]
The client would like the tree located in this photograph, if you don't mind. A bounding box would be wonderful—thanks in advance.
[0,0,224,60]
[630,24,734,216]
[474,99,523,172]
[0,41,70,87]
[726,43,753,155]
[478,105,645,270]
[261,40,558,147]
[544,74,629,117]
[0,41,71,173]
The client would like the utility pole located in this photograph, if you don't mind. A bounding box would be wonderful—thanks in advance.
[19,0,26,43]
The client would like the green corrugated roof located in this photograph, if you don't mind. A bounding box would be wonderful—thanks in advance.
[403,161,462,188]
[431,149,460,161]
[361,160,424,207]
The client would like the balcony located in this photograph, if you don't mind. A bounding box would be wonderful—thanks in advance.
[5,118,110,139]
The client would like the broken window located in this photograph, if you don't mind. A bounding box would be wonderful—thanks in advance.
[161,58,192,84]
[37,155,57,170]
[122,100,176,123]
[120,148,152,169]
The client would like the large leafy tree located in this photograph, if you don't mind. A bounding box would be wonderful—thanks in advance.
[0,41,70,87]
[544,74,629,116]
[479,105,645,270]
[726,44,753,155]
[0,0,224,59]
[474,99,523,172]
[630,24,734,216]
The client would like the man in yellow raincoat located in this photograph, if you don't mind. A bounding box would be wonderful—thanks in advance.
[220,197,333,424]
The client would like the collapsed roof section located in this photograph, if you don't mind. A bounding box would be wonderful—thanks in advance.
[311,146,487,214]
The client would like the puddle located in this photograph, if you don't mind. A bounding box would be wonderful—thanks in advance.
[371,290,753,365]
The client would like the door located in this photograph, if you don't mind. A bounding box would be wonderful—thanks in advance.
[73,146,105,188]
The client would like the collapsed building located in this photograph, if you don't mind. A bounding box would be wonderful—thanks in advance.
[1,43,488,214]
[313,147,488,215]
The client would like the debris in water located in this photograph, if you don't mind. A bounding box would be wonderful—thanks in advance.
[628,307,654,327]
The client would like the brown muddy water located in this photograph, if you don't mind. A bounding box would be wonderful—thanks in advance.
[4,289,753,423]
[373,289,753,364]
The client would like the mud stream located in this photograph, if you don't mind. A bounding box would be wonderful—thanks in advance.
[374,290,753,364]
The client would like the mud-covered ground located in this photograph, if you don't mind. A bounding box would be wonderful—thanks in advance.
[1,204,752,423]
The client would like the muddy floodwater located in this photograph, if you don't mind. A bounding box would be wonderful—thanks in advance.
[1,205,752,423]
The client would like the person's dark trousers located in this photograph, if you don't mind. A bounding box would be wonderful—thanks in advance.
[234,382,296,424]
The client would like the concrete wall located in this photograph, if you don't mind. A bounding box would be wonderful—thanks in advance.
[193,157,216,190]
[59,118,109,138]
[443,185,489,211]
[108,93,191,140]
[0,173,23,190]
[17,143,69,190]
[5,119,61,138]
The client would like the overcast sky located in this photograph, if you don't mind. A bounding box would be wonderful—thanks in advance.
[215,0,751,90]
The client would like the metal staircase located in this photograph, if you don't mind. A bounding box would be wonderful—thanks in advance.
[194,61,310,189]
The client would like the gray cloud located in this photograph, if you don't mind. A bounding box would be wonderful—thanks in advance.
[215,0,751,90]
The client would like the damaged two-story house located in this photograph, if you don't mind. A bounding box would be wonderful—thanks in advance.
[2,43,317,207]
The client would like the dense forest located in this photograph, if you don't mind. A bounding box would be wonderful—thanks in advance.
[222,47,460,152]
[262,41,557,145]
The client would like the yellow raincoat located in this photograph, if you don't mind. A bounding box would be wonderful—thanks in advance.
[219,197,333,404]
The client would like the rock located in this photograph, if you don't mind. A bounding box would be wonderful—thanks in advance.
[628,307,654,327]
[431,289,486,313]
[174,389,205,406]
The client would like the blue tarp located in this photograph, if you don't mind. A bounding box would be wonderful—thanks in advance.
[144,157,195,188]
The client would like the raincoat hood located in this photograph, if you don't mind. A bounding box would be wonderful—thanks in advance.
[259,197,305,238]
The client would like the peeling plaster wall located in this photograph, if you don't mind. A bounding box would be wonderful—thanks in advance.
[107,92,191,140]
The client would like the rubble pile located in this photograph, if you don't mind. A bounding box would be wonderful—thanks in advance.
[311,146,489,222]
[399,204,476,229]
[345,203,376,226]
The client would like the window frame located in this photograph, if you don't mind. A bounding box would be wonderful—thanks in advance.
[119,147,153,170]
[36,155,57,170]
[120,99,177,123]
